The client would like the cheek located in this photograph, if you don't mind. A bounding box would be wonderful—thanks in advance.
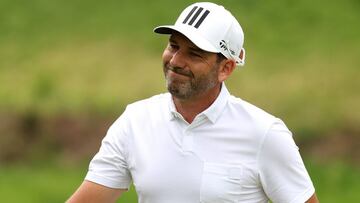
[162,50,171,75]
[162,49,172,63]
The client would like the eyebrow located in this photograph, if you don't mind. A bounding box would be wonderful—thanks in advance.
[189,46,205,53]
[169,36,179,44]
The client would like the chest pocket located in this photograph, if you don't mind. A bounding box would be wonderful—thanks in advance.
[200,162,244,203]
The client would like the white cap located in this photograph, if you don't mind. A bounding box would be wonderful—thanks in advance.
[154,2,245,66]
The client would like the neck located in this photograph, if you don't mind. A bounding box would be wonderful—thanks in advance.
[172,84,221,124]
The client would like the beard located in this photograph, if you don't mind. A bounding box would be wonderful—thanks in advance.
[163,63,219,100]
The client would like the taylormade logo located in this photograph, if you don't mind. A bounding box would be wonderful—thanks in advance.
[182,6,210,28]
[220,40,236,56]
[220,40,228,51]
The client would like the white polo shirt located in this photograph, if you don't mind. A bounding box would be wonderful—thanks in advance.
[85,84,315,203]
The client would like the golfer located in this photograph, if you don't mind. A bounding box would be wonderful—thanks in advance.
[68,2,318,203]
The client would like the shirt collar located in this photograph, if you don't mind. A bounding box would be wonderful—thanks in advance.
[201,83,230,123]
[168,94,179,121]
[167,83,230,123]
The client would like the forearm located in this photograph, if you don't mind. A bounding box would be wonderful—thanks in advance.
[67,180,127,203]
[305,193,319,203]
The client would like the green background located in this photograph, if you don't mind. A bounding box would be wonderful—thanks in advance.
[0,0,359,202]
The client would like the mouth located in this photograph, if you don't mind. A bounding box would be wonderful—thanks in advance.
[167,66,193,78]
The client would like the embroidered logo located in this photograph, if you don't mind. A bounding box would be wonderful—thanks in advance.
[220,40,236,55]
[220,40,228,51]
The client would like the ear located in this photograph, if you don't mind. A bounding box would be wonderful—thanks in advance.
[239,48,245,61]
[218,59,236,82]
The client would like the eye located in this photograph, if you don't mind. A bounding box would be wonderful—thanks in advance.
[190,51,202,58]
[168,43,179,51]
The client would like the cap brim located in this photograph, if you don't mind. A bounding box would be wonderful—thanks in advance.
[154,25,219,53]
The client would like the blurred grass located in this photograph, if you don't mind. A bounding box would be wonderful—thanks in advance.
[0,0,359,201]
[0,160,359,203]
[0,161,137,203]
[1,0,359,134]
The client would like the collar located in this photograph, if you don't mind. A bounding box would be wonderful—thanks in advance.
[167,83,230,124]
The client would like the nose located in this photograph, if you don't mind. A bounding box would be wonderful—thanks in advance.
[169,50,186,68]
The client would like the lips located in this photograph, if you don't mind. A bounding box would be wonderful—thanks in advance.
[168,66,193,78]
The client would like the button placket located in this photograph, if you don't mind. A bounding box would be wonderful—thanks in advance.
[182,129,194,152]
[189,114,208,129]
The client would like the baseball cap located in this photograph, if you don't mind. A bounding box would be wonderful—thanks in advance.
[154,2,245,66]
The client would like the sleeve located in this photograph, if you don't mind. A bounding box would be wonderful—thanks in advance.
[258,119,315,203]
[85,108,132,189]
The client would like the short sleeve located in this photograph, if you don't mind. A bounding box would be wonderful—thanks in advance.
[258,119,315,203]
[85,108,132,189]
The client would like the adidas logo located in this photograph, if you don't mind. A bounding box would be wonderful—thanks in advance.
[182,6,210,28]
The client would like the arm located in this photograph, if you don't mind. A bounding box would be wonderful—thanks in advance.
[306,193,319,203]
[68,109,132,203]
[259,120,317,203]
[66,180,127,203]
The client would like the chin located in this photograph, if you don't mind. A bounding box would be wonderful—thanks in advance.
[166,80,192,99]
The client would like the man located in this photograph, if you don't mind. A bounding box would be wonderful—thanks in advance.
[68,2,318,203]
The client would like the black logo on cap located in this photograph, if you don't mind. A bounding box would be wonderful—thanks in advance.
[220,40,236,55]
[220,40,228,51]
[182,6,210,28]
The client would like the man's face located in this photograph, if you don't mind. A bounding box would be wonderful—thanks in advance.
[162,32,221,100]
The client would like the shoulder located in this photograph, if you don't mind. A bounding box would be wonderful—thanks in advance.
[226,95,277,132]
[118,92,171,123]
[107,92,170,136]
